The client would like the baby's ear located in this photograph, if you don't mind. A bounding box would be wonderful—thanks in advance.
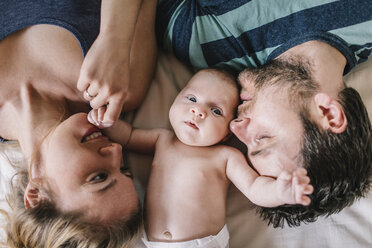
[24,182,44,209]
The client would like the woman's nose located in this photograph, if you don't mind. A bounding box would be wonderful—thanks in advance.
[99,143,123,158]
[190,107,206,119]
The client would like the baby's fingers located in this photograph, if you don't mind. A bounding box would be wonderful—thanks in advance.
[303,185,314,195]
[294,167,308,177]
[88,109,99,126]
[294,182,313,205]
[296,174,310,185]
[88,107,108,129]
[299,195,311,206]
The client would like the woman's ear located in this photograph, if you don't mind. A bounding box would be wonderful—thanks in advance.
[24,182,43,209]
[314,93,347,133]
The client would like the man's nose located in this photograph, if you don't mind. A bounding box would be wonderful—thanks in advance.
[230,117,250,134]
[190,106,206,119]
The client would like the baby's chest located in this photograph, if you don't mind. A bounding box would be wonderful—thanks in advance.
[149,151,227,196]
[152,146,224,177]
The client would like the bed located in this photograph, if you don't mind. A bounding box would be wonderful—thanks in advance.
[1,51,372,247]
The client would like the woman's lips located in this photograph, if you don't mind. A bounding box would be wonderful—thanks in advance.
[81,125,103,143]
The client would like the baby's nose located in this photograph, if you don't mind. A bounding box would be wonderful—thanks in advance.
[190,107,206,119]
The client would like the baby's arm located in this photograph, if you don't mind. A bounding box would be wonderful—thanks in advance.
[88,109,165,154]
[226,148,313,207]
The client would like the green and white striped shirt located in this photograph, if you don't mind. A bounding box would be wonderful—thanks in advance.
[156,0,372,75]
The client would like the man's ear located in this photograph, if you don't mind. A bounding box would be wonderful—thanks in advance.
[24,182,43,209]
[313,93,347,133]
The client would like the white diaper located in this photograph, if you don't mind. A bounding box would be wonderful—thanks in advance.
[138,225,229,248]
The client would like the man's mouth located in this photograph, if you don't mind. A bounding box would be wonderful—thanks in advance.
[185,121,199,130]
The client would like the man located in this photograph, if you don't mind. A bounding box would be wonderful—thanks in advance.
[156,0,372,226]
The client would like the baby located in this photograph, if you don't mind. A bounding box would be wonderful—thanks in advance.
[88,69,313,248]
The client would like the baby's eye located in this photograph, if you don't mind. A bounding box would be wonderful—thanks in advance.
[212,108,222,116]
[89,173,107,183]
[188,96,197,102]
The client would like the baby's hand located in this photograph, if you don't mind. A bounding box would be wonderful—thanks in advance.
[276,168,313,206]
[87,106,111,129]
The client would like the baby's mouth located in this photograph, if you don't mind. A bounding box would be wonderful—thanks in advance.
[185,121,199,130]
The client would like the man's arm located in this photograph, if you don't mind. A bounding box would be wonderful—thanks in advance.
[225,148,313,207]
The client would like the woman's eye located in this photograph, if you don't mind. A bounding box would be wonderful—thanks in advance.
[188,96,197,102]
[89,173,107,183]
[120,166,133,178]
[120,166,129,174]
[212,108,222,116]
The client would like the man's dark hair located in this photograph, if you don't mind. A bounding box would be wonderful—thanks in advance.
[241,59,372,227]
[258,86,372,228]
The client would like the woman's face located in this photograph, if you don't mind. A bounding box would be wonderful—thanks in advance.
[42,113,138,223]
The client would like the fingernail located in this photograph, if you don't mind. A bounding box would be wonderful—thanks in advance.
[101,122,113,128]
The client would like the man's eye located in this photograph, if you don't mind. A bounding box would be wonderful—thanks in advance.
[188,96,197,102]
[255,135,270,142]
[212,108,222,116]
[89,173,107,183]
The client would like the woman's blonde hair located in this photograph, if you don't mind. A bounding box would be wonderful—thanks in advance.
[1,141,143,248]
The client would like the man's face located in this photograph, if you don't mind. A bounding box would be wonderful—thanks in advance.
[230,71,307,177]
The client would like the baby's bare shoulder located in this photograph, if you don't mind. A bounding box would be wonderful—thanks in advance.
[205,145,246,169]
[213,144,243,157]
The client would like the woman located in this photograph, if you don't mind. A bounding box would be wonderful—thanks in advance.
[0,0,157,247]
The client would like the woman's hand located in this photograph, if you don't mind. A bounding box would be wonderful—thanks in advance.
[77,0,144,127]
[77,33,130,127]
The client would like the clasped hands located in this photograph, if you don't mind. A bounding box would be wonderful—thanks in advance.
[77,34,130,128]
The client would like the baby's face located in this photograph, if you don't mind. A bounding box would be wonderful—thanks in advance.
[169,70,239,146]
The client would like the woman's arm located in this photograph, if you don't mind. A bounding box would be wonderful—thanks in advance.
[78,0,157,126]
